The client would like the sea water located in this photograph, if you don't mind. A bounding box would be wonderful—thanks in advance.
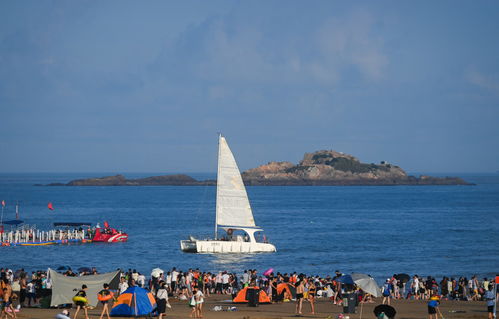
[0,173,498,281]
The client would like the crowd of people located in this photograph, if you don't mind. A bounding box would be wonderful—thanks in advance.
[0,266,497,319]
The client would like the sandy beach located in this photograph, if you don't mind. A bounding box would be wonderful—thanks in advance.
[12,294,488,319]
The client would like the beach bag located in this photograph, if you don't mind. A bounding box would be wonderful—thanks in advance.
[188,296,196,307]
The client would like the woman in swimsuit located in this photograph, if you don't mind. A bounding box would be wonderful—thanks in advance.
[307,278,316,314]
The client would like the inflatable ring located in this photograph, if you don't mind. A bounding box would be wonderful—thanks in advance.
[98,291,114,301]
[263,268,274,276]
[72,296,88,304]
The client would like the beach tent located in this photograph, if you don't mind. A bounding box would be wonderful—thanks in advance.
[110,286,157,317]
[277,283,296,299]
[233,287,271,304]
[48,268,120,307]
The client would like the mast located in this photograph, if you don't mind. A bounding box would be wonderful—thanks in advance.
[215,133,222,239]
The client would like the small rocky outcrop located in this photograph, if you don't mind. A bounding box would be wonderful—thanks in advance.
[49,174,215,186]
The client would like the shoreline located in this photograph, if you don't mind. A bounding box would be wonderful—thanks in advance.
[9,294,489,319]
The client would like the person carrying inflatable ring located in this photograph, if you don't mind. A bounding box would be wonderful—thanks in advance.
[97,283,113,319]
[72,284,89,319]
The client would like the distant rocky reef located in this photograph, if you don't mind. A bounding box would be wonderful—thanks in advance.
[241,150,470,185]
[44,150,471,186]
[46,174,215,186]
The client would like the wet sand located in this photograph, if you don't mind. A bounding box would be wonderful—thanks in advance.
[12,295,488,319]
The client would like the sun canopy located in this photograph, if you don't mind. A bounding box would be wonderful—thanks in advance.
[48,268,120,307]
[53,222,92,227]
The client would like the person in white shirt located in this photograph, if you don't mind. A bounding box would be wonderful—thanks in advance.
[118,277,128,295]
[215,272,223,294]
[137,273,146,288]
[242,270,249,287]
[27,281,36,307]
[156,281,169,319]
[171,268,179,293]
[222,272,230,294]
[195,288,204,318]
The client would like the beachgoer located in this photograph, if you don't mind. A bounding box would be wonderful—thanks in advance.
[382,279,392,305]
[171,268,178,294]
[195,286,204,318]
[307,278,316,314]
[427,295,442,319]
[484,284,497,319]
[56,309,71,319]
[1,279,16,319]
[26,281,36,307]
[97,283,112,319]
[295,279,304,315]
[156,281,169,319]
[118,277,128,295]
[189,289,197,318]
[73,284,88,319]
[1,287,15,319]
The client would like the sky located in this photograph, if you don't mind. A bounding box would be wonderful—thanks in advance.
[1,1,498,174]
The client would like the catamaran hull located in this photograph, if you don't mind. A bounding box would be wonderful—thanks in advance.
[180,240,276,253]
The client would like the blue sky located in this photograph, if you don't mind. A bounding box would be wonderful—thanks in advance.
[1,1,498,173]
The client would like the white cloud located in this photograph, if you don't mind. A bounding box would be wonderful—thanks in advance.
[467,69,499,94]
[315,9,387,81]
[153,8,388,89]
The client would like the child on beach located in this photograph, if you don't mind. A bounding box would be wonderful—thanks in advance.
[73,284,89,319]
[427,295,442,319]
[97,283,112,319]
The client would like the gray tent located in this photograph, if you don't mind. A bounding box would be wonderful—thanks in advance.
[48,268,120,307]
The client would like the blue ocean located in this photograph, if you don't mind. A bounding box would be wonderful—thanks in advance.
[1,173,498,281]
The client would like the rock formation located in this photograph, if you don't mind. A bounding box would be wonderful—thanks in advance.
[44,150,470,186]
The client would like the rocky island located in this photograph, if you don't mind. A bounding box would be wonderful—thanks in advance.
[45,150,470,186]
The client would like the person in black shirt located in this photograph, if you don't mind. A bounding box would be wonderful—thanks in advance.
[98,283,113,319]
[73,284,88,319]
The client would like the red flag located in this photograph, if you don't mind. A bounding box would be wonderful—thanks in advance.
[1,200,5,207]
[103,221,110,228]
[47,202,54,210]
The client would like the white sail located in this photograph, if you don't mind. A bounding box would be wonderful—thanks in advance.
[216,136,256,228]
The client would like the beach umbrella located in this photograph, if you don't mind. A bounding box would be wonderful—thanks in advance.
[335,274,354,285]
[151,268,163,278]
[394,273,410,283]
[78,267,92,273]
[374,304,396,318]
[351,273,381,298]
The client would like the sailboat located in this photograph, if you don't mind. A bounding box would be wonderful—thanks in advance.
[180,135,276,253]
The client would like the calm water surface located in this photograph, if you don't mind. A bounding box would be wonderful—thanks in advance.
[1,173,498,281]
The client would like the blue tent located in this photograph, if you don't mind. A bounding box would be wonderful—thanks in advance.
[110,286,157,317]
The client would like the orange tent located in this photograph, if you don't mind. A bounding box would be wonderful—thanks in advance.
[277,283,296,299]
[233,287,271,304]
